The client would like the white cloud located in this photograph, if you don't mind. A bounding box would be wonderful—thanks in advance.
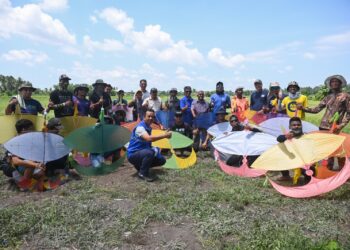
[175,67,193,81]
[83,35,124,52]
[318,31,350,46]
[208,48,246,68]
[98,7,204,65]
[278,65,293,74]
[2,49,48,65]
[304,52,315,59]
[90,15,98,24]
[39,0,68,12]
[0,2,76,45]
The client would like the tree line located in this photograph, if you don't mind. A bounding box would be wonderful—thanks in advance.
[1,74,349,100]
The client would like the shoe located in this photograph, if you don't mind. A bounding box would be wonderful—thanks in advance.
[277,176,292,182]
[138,173,155,182]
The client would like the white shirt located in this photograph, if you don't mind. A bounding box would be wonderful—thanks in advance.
[142,97,162,112]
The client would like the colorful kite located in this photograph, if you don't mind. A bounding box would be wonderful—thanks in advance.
[59,116,97,137]
[207,122,231,138]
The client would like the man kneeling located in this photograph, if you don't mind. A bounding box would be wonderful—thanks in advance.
[127,109,172,182]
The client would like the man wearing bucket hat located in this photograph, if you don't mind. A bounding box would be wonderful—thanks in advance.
[73,84,90,116]
[231,86,249,122]
[281,81,308,119]
[298,75,350,132]
[5,83,44,115]
[48,74,74,118]
[89,79,112,118]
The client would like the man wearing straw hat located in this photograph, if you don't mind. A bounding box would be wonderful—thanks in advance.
[5,83,44,115]
[298,75,350,133]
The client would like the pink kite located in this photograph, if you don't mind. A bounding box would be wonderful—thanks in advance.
[214,150,266,178]
[269,157,350,198]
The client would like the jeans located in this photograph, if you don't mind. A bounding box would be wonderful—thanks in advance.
[128,148,166,176]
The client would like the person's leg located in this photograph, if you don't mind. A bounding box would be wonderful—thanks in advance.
[151,155,166,168]
[128,149,154,176]
[278,170,292,181]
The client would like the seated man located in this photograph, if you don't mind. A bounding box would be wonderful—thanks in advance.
[127,109,172,182]
[171,111,193,156]
[276,117,314,183]
[10,119,46,191]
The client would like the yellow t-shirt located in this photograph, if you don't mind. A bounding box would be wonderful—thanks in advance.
[281,95,308,119]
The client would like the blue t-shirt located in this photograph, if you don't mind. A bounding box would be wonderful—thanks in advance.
[180,96,193,125]
[10,97,44,115]
[250,89,268,111]
[73,96,90,116]
[210,93,231,114]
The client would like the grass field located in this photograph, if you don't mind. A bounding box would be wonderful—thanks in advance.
[0,95,349,249]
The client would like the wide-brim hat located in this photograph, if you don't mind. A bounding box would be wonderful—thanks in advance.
[18,83,36,91]
[287,81,300,91]
[92,79,107,87]
[324,75,347,88]
[74,84,89,93]
[216,108,228,115]
[170,88,178,93]
[59,74,71,81]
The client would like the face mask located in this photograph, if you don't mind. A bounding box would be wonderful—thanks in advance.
[288,92,300,99]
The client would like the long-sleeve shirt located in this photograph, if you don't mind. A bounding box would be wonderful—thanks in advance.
[304,91,350,130]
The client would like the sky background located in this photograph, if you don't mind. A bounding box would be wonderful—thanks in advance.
[0,0,349,92]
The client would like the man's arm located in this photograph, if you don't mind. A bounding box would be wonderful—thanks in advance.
[302,96,327,114]
[5,97,17,115]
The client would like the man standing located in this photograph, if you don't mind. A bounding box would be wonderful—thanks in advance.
[142,88,163,112]
[180,86,194,126]
[164,88,180,112]
[137,79,150,101]
[127,109,172,182]
[231,86,249,122]
[5,83,44,115]
[48,74,74,118]
[281,81,308,119]
[250,79,268,113]
[299,75,350,133]
[210,81,231,116]
[89,79,112,119]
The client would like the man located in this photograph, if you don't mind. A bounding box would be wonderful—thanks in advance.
[89,79,112,119]
[128,90,144,121]
[298,75,350,133]
[191,90,210,151]
[73,84,90,116]
[127,109,172,182]
[231,86,249,122]
[5,83,44,115]
[48,74,74,118]
[164,88,180,112]
[142,88,163,112]
[136,79,150,101]
[104,84,113,96]
[202,108,228,150]
[267,82,286,114]
[112,90,128,124]
[180,86,194,126]
[281,81,308,119]
[210,81,231,116]
[276,117,313,182]
[250,79,268,112]
[171,111,192,138]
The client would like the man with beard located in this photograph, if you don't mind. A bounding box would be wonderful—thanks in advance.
[89,79,112,119]
[281,81,308,119]
[276,117,314,183]
[298,75,350,133]
[5,83,44,115]
[48,74,74,118]
[210,82,231,117]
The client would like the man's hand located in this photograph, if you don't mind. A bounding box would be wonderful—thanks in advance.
[296,103,304,110]
[332,125,342,134]
[285,132,294,140]
[36,163,46,171]
[164,131,172,139]
[65,100,73,106]
[10,98,18,105]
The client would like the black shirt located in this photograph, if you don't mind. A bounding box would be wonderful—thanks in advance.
[50,89,74,117]
[171,122,193,138]
[89,92,112,118]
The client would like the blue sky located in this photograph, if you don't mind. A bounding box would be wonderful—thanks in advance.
[0,0,349,91]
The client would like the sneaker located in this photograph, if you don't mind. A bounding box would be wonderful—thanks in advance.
[138,173,155,182]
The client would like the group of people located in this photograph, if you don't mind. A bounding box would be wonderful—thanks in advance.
[2,74,350,184]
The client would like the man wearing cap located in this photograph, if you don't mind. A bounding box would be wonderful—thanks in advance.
[250,79,268,112]
[48,74,74,118]
[210,82,231,118]
[142,88,163,112]
[180,86,194,126]
[127,109,172,182]
[298,75,350,133]
[281,81,308,119]
[5,83,44,115]
[267,82,286,114]
[73,84,90,116]
[231,86,249,122]
[165,88,180,112]
[89,79,112,119]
